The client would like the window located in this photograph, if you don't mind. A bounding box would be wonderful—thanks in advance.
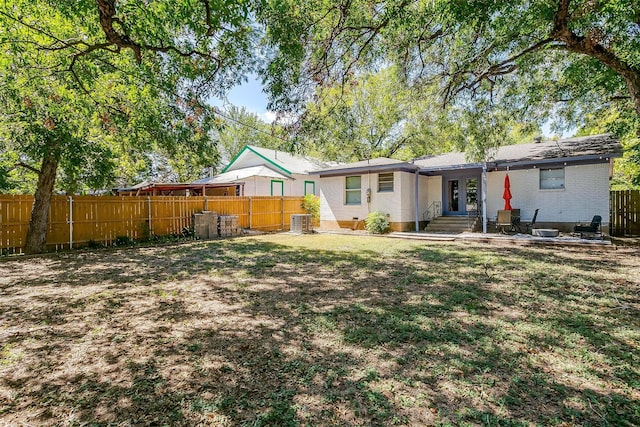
[345,176,361,205]
[378,173,394,192]
[540,168,564,189]
[304,181,316,195]
[271,180,284,196]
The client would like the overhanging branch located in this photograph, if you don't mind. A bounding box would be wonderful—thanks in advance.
[14,162,42,174]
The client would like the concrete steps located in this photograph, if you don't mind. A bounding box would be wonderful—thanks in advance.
[425,215,479,233]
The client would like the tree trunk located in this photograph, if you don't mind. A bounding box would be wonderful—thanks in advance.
[24,154,59,255]
[626,73,640,137]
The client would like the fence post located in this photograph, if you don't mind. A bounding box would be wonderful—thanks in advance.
[204,196,208,211]
[249,197,252,229]
[69,196,73,249]
[281,196,285,230]
[147,196,152,236]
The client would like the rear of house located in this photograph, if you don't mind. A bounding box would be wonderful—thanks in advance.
[315,134,622,234]
[316,159,423,231]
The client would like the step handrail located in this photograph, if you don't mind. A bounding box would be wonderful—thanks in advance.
[423,201,442,221]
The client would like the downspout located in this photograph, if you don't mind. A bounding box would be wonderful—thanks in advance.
[69,196,73,249]
[482,163,487,233]
[367,172,371,214]
[414,170,419,232]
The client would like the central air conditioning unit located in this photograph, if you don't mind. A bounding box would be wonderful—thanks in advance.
[290,214,312,233]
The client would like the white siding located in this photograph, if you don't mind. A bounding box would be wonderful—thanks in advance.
[291,174,317,196]
[486,163,611,224]
[241,173,315,196]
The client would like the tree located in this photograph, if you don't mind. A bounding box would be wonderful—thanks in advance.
[0,0,258,253]
[577,105,640,188]
[297,67,454,161]
[213,106,283,164]
[296,67,540,162]
[261,1,640,137]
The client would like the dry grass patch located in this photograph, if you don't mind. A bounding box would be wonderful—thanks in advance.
[0,234,638,426]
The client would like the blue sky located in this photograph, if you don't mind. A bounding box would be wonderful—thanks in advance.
[210,74,274,122]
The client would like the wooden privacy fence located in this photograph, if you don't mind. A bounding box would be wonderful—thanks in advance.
[610,190,639,236]
[0,195,309,254]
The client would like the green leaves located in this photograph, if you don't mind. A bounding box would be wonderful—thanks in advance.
[0,0,267,192]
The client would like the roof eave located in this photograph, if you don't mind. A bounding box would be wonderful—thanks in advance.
[314,163,418,177]
[418,163,485,174]
[494,153,621,170]
[222,145,293,175]
[418,152,621,174]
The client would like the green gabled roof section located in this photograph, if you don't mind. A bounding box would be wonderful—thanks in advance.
[222,145,293,175]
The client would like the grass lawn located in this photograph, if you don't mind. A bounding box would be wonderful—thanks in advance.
[0,234,639,426]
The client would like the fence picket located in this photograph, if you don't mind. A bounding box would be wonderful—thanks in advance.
[609,190,639,236]
[0,195,308,253]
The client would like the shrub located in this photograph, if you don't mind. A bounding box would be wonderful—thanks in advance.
[302,194,320,220]
[365,211,390,234]
[86,239,103,249]
[114,235,133,246]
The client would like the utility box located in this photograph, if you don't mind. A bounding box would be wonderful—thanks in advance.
[218,215,240,237]
[291,214,312,233]
[193,211,218,239]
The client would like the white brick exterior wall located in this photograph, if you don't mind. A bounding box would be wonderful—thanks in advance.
[423,176,442,216]
[320,172,408,224]
[319,162,611,228]
[486,163,611,224]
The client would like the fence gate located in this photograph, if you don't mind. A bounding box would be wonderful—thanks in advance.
[610,190,640,236]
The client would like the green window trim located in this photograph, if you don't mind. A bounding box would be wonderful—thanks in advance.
[271,180,284,196]
[304,180,316,195]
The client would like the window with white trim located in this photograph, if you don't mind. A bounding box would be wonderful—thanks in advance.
[378,172,394,192]
[540,167,564,189]
[345,176,361,205]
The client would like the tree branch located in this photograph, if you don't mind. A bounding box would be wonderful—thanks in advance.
[14,162,42,174]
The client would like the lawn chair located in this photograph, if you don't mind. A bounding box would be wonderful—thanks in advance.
[522,209,539,234]
[497,209,521,233]
[573,215,602,239]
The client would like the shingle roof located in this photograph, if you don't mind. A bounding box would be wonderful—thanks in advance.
[414,134,621,170]
[316,157,407,171]
[192,165,290,184]
[313,157,418,176]
[300,134,622,177]
[226,145,334,175]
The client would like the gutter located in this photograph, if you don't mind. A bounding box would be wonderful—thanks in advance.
[418,153,621,174]
[313,163,419,177]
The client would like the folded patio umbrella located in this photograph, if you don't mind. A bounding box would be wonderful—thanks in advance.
[503,174,513,210]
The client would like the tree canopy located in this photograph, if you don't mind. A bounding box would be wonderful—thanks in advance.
[0,0,260,253]
[262,1,640,141]
[264,1,639,112]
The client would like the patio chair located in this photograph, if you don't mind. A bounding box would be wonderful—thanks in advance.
[522,209,539,234]
[573,215,602,239]
[497,209,520,233]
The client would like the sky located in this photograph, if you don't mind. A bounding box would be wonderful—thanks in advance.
[210,74,275,123]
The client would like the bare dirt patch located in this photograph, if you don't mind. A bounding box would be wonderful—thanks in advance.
[1,235,638,425]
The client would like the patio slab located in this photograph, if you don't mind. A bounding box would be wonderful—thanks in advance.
[315,229,613,247]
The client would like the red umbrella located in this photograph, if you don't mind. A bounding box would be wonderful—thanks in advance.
[503,174,513,210]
